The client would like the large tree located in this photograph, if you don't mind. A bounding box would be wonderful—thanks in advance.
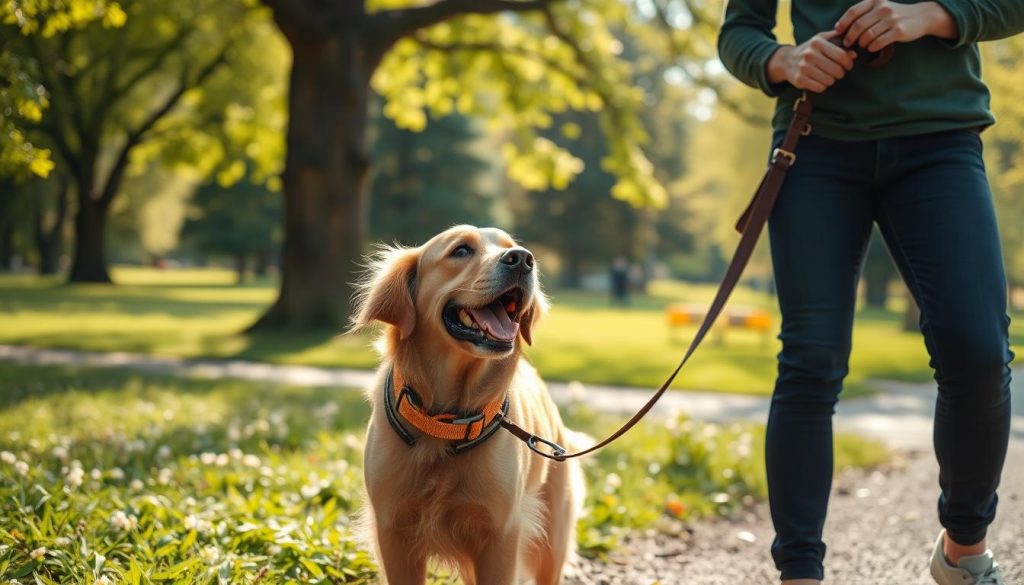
[252,0,671,330]
[1,0,283,283]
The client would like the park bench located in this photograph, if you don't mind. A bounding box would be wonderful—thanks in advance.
[666,303,773,345]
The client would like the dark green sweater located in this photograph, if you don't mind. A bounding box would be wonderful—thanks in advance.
[718,0,1024,140]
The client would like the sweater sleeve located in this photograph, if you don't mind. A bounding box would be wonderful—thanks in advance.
[717,0,785,97]
[932,0,1024,47]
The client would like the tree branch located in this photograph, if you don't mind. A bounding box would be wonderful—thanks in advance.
[650,0,770,126]
[261,0,358,43]
[97,45,230,208]
[107,28,194,109]
[413,36,583,84]
[370,0,553,56]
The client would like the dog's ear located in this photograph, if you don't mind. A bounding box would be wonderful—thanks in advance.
[351,246,419,340]
[519,289,548,346]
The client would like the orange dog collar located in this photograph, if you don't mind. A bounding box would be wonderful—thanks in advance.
[384,368,509,454]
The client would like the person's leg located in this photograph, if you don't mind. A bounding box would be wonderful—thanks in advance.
[873,129,1014,558]
[766,132,876,582]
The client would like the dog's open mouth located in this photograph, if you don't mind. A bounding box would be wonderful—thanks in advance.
[443,288,526,351]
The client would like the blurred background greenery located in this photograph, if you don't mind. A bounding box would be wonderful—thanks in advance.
[2,0,1021,370]
[2,0,1022,338]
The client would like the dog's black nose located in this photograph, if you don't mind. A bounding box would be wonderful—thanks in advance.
[500,248,534,273]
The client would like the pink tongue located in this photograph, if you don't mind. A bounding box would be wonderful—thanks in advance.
[468,302,520,341]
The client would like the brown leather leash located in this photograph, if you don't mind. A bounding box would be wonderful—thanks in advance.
[501,40,894,461]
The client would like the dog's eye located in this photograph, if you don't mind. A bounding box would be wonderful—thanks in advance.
[450,244,473,259]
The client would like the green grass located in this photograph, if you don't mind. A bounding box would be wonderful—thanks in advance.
[0,363,887,583]
[1,268,1020,395]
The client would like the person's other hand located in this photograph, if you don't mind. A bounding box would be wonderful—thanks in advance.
[767,31,857,94]
[835,0,958,53]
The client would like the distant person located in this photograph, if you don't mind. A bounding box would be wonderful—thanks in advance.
[610,255,630,306]
[719,0,1021,583]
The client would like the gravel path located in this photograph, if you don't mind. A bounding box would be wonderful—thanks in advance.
[568,444,1024,584]
[2,344,1021,449]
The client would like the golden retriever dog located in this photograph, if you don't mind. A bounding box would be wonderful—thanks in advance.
[352,225,584,584]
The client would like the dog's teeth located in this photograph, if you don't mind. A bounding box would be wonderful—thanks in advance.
[459,310,474,328]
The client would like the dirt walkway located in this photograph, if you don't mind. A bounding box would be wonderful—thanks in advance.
[568,444,1024,584]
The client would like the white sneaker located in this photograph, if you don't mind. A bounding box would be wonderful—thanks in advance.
[930,530,1005,585]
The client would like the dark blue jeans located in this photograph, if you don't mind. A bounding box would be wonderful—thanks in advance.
[765,128,1015,581]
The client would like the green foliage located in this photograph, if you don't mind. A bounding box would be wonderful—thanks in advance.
[510,109,642,286]
[982,37,1024,288]
[0,364,377,583]
[181,174,281,269]
[369,110,499,245]
[370,1,668,207]
[0,362,888,580]
[0,0,286,216]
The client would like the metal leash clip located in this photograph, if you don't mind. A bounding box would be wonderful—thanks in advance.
[527,435,567,461]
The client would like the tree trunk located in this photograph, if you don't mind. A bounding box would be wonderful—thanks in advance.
[235,253,248,284]
[248,31,373,331]
[0,222,13,271]
[863,230,896,308]
[254,250,270,277]
[561,252,584,289]
[68,197,112,283]
[37,237,60,275]
[34,180,69,276]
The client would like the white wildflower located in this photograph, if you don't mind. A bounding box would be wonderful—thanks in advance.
[215,453,229,467]
[90,468,102,481]
[96,575,112,585]
[30,546,47,560]
[228,448,242,461]
[183,514,212,534]
[54,537,70,547]
[108,468,124,481]
[51,445,68,461]
[0,451,15,464]
[300,483,321,499]
[129,479,144,492]
[343,434,362,450]
[65,466,85,488]
[157,445,172,459]
[110,511,138,532]
[199,545,219,563]
[199,452,216,465]
[242,454,260,468]
[14,461,28,476]
[157,468,173,486]
[605,472,622,489]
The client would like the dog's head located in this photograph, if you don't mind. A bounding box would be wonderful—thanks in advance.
[352,225,547,358]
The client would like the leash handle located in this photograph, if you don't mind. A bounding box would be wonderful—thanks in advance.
[502,40,893,462]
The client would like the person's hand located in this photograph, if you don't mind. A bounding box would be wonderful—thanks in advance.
[835,0,958,53]
[767,31,858,94]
